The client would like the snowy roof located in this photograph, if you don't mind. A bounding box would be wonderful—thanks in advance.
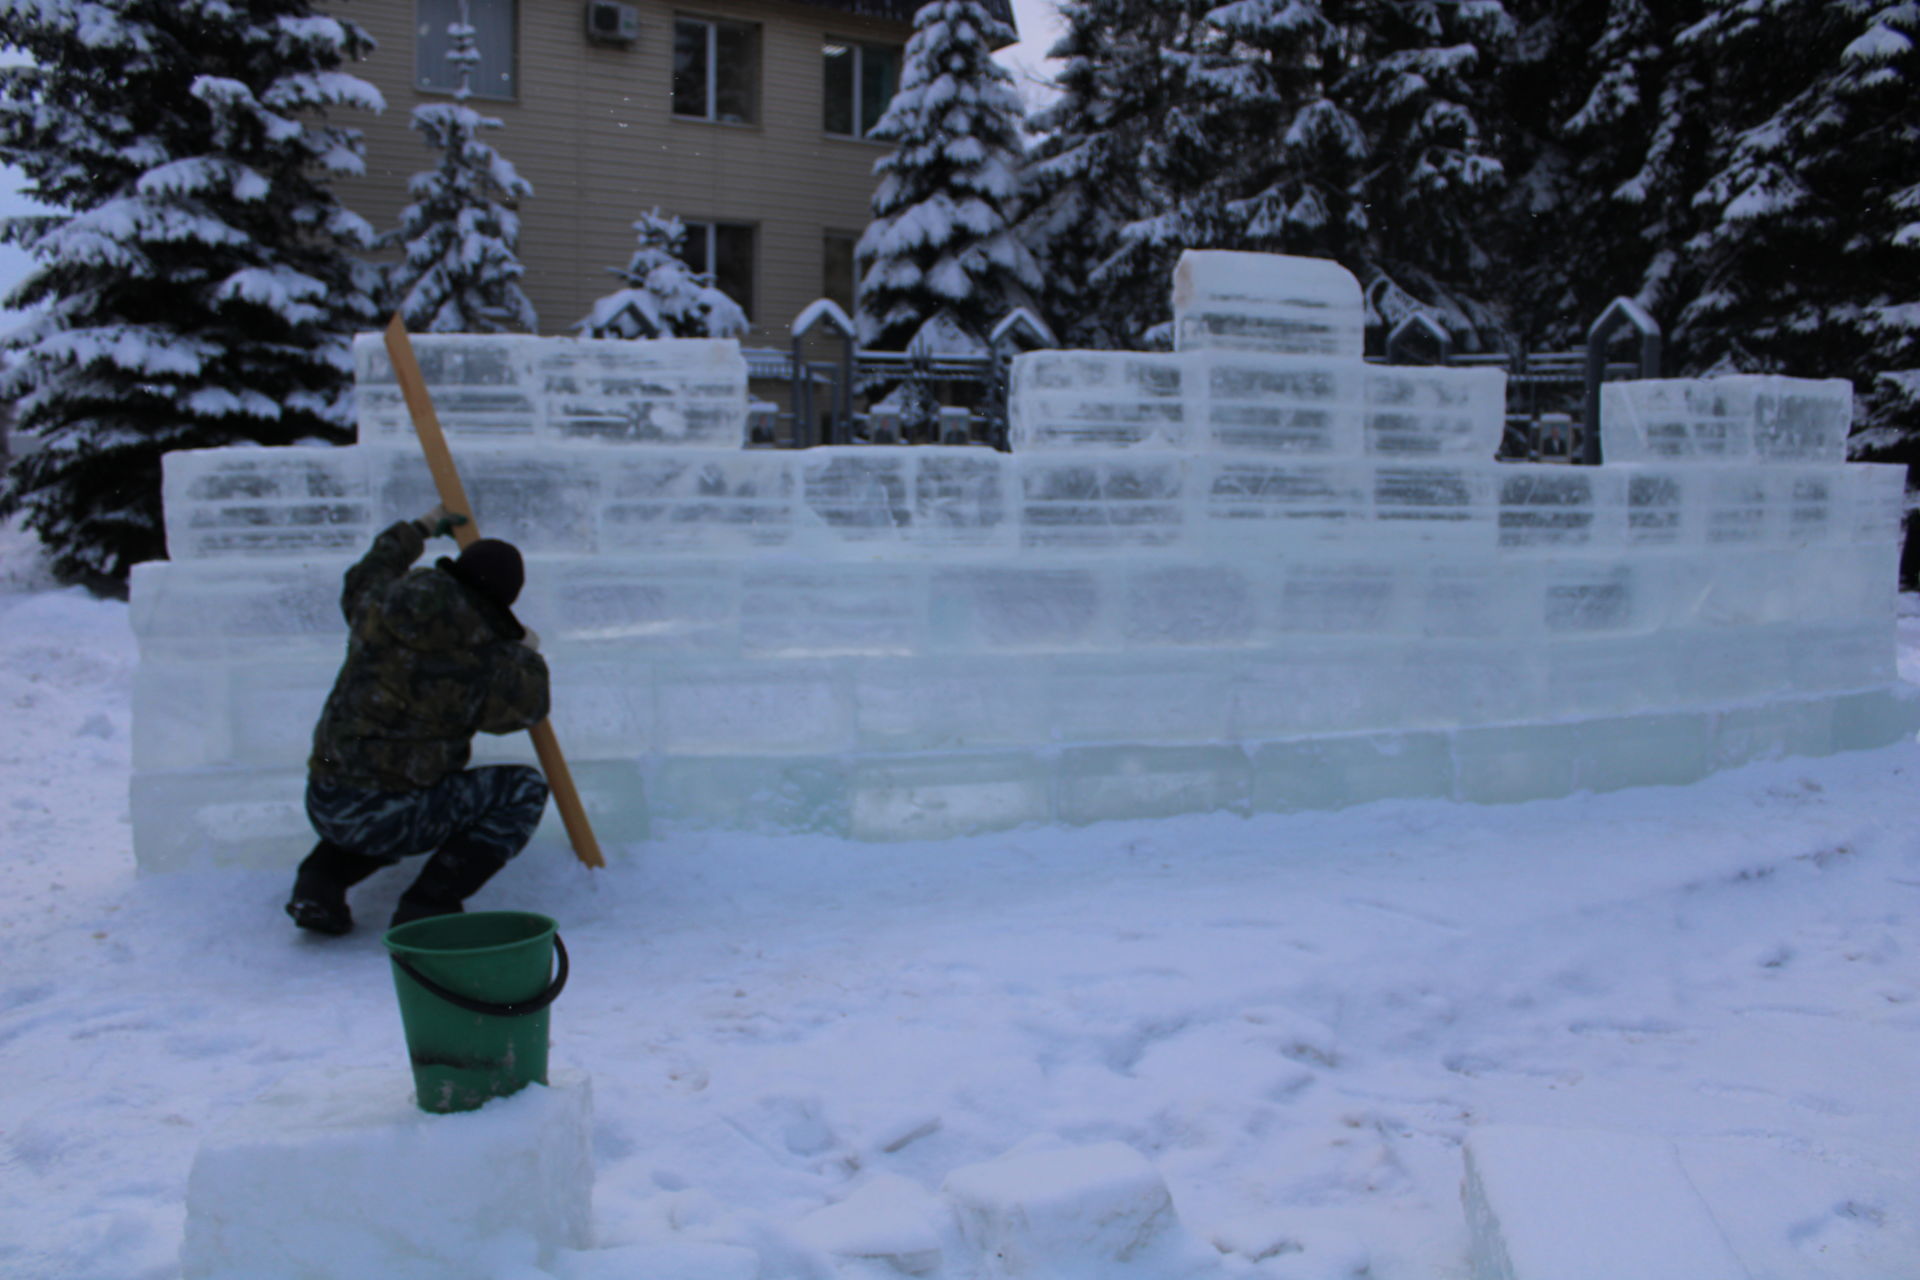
[785,0,1018,45]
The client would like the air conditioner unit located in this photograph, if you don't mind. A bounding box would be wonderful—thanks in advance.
[585,0,639,45]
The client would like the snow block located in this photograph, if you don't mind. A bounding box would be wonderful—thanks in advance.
[1462,1125,1749,1280]
[942,1141,1195,1279]
[795,1173,948,1275]
[180,1068,593,1280]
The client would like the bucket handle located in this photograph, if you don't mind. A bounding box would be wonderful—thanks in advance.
[392,934,569,1018]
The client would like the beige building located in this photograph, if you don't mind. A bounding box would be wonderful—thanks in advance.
[325,0,1016,343]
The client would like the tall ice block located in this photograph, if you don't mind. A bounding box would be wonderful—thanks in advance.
[1172,249,1366,357]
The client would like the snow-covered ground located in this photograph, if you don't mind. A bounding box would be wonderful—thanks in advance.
[4,513,1920,1279]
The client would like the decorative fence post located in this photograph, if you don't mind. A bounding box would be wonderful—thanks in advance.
[790,299,858,447]
[1385,313,1453,366]
[986,308,1057,451]
[1582,298,1662,466]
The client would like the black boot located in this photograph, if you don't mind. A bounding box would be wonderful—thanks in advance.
[391,837,510,928]
[285,841,389,936]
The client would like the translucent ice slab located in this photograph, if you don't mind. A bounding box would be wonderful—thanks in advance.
[374,447,602,554]
[131,559,348,661]
[599,450,798,553]
[1199,353,1364,454]
[1618,464,1901,551]
[1496,467,1628,553]
[534,338,749,444]
[796,447,1013,553]
[739,563,928,657]
[1198,459,1370,552]
[1372,464,1497,549]
[1007,351,1186,449]
[1600,375,1852,463]
[164,447,375,560]
[353,333,748,446]
[1364,365,1506,457]
[354,333,540,441]
[1172,250,1365,357]
[540,558,742,656]
[1017,455,1189,551]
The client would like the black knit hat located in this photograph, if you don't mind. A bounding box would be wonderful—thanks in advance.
[448,538,524,609]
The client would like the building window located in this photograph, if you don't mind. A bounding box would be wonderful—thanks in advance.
[822,39,901,138]
[683,221,756,321]
[822,231,858,315]
[416,0,517,99]
[674,17,759,124]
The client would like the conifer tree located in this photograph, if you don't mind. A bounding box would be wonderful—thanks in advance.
[1527,0,1718,347]
[1679,3,1918,437]
[0,0,381,589]
[1335,0,1516,347]
[385,3,536,333]
[857,0,1038,353]
[1018,0,1201,348]
[1093,0,1237,347]
[576,210,747,339]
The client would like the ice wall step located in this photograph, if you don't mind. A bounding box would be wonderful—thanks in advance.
[130,689,1920,868]
[1172,249,1366,357]
[1601,375,1853,464]
[353,332,749,446]
[1462,1125,1750,1280]
[181,1068,593,1280]
[162,445,1899,564]
[1008,351,1506,458]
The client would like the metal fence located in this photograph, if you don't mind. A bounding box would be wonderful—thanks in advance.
[749,297,1663,463]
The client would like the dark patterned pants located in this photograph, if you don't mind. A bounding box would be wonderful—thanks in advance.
[306,766,550,865]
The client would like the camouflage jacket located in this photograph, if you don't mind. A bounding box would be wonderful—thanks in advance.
[309,522,550,792]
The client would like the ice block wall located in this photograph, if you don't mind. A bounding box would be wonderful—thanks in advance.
[128,253,1916,869]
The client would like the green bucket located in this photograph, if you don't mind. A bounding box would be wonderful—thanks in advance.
[383,911,569,1115]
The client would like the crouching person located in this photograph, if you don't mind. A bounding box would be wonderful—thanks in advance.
[286,504,551,936]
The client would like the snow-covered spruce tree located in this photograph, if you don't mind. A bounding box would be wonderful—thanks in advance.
[1678,2,1919,441]
[1182,1,1368,268]
[1332,0,1517,349]
[0,0,382,590]
[1091,0,1239,348]
[576,209,747,339]
[383,4,535,333]
[1513,0,1720,349]
[1676,0,1920,582]
[1017,0,1185,349]
[857,0,1039,354]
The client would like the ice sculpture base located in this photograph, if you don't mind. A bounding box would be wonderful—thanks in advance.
[132,688,1920,871]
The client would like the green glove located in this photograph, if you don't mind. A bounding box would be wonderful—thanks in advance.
[413,511,469,539]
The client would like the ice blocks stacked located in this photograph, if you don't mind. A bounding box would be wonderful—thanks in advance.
[129,252,1915,869]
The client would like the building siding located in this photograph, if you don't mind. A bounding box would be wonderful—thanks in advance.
[329,0,915,341]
